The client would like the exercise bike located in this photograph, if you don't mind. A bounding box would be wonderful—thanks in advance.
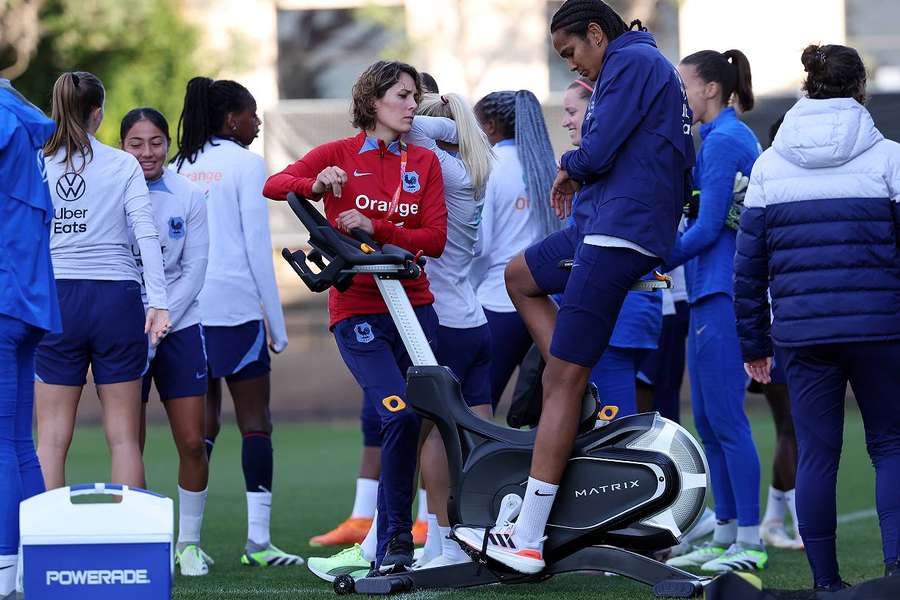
[281,193,714,598]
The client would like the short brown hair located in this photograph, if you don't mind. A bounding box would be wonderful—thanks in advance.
[351,60,422,130]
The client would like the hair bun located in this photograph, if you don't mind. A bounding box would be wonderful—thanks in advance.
[801,44,827,75]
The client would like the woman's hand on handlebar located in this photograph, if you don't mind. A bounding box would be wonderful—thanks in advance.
[551,168,580,219]
[336,209,374,235]
[311,166,348,199]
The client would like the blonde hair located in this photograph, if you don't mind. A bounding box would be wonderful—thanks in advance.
[44,71,105,173]
[417,93,493,195]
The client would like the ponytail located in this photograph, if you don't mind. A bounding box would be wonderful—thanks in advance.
[44,71,105,173]
[173,76,254,171]
[513,90,562,238]
[416,92,494,194]
[681,49,755,112]
[723,49,754,112]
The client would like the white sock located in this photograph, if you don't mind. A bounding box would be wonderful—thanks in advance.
[360,509,377,562]
[421,514,441,563]
[713,519,737,546]
[762,486,786,524]
[0,554,16,595]
[416,489,428,522]
[440,526,468,561]
[350,478,379,519]
[512,477,558,546]
[784,489,800,535]
[177,486,208,548]
[737,525,761,546]
[246,490,272,548]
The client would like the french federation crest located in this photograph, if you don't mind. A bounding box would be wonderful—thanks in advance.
[168,216,185,240]
[354,322,375,343]
[402,171,420,193]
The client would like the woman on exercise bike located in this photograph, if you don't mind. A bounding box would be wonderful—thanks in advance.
[264,60,447,574]
[454,0,694,574]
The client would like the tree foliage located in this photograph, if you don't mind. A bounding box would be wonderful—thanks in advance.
[11,0,201,145]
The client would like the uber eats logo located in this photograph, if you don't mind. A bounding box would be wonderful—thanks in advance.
[54,172,88,233]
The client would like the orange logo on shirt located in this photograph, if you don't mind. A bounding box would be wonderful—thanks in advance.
[515,196,530,210]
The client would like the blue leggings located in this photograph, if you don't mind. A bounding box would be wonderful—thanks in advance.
[782,340,900,588]
[591,346,648,418]
[484,309,532,411]
[687,293,760,526]
[0,315,46,555]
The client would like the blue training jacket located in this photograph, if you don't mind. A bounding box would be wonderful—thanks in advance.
[560,31,694,262]
[734,97,900,359]
[0,82,61,332]
[667,107,761,303]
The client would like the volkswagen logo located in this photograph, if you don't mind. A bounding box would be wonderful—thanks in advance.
[56,172,86,202]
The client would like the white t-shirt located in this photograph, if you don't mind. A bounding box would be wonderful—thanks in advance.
[176,138,287,351]
[130,168,208,332]
[45,136,167,309]
[470,140,541,312]
[404,116,487,329]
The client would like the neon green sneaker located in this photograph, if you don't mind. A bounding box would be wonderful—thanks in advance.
[666,542,727,568]
[701,543,768,572]
[307,544,371,583]
[175,544,211,576]
[240,543,304,567]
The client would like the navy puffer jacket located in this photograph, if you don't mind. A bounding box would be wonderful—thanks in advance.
[734,97,900,360]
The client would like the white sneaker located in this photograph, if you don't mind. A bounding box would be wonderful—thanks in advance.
[176,544,210,576]
[453,522,545,575]
[761,520,798,550]
[413,553,471,570]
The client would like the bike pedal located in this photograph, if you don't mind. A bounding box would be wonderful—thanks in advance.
[652,579,704,598]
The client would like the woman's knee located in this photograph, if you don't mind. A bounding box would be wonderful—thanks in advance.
[505,254,541,298]
[177,434,208,465]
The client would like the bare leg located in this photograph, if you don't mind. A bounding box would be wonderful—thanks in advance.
[164,395,209,491]
[360,446,381,480]
[763,383,797,491]
[35,383,82,489]
[97,379,145,488]
[505,255,558,360]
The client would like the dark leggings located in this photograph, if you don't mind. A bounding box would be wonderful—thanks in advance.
[484,309,533,411]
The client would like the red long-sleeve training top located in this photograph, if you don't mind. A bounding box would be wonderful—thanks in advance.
[264,131,448,327]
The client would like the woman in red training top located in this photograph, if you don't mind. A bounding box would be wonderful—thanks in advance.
[264,60,446,573]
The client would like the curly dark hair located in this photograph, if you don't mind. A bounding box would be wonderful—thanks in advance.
[351,60,422,131]
[801,44,867,104]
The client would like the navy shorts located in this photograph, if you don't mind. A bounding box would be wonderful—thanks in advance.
[435,323,492,408]
[204,320,270,381]
[524,226,659,367]
[35,280,147,386]
[142,324,208,402]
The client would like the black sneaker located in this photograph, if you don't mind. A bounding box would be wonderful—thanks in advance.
[378,531,414,574]
[813,580,850,594]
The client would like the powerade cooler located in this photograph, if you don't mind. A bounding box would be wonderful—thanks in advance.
[20,483,173,599]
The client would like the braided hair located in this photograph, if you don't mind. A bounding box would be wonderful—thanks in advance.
[475,90,561,237]
[172,76,255,171]
[550,0,645,40]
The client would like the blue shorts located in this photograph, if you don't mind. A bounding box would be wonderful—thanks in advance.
[35,280,147,386]
[435,323,492,408]
[524,226,659,367]
[204,320,270,381]
[142,324,208,402]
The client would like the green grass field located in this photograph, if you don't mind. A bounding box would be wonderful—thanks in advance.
[63,409,884,599]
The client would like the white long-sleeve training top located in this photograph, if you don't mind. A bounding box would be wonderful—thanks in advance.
[130,167,208,332]
[469,140,541,313]
[45,136,167,309]
[176,138,287,351]
[403,115,487,329]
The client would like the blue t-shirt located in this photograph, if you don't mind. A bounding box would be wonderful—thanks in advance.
[0,83,61,332]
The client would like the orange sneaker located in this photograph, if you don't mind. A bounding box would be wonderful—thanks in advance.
[412,519,428,546]
[309,517,373,547]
